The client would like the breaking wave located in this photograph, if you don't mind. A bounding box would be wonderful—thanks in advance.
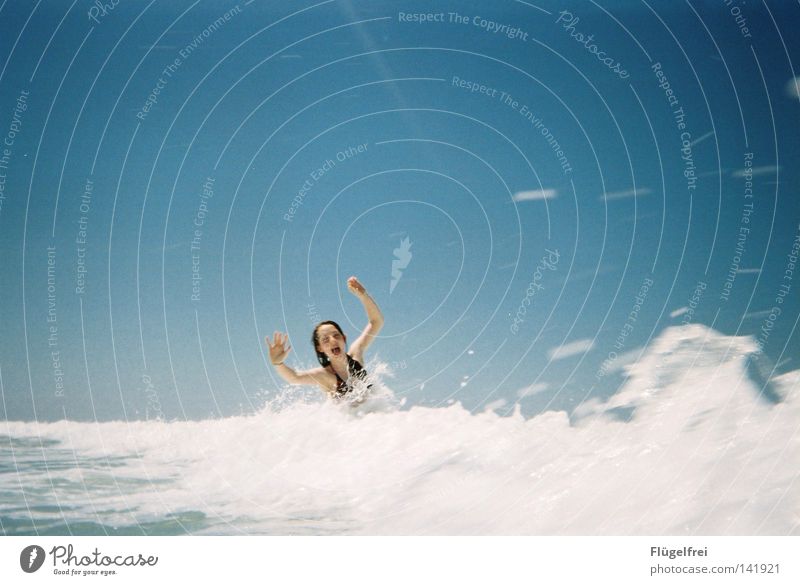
[1,324,798,535]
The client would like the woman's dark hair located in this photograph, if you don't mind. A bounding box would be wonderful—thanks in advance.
[312,320,346,366]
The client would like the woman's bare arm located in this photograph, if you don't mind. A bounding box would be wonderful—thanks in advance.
[274,363,329,388]
[267,331,330,389]
[346,277,383,362]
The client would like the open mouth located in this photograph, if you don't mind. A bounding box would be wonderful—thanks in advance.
[331,347,341,356]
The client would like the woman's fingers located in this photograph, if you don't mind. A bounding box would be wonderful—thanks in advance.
[347,276,364,294]
[267,332,289,350]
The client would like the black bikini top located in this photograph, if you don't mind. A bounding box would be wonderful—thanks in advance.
[333,354,371,396]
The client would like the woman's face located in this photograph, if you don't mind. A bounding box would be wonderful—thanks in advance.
[316,324,346,359]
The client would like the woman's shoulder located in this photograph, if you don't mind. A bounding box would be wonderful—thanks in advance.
[297,366,337,389]
[320,366,343,389]
[348,350,365,366]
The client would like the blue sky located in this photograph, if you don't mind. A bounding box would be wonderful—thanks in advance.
[0,0,798,421]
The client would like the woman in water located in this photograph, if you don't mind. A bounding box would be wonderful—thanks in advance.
[267,276,383,399]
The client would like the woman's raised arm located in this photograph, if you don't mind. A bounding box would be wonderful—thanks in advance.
[346,277,383,362]
[267,331,327,387]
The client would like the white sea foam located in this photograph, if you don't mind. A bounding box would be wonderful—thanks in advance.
[2,324,798,534]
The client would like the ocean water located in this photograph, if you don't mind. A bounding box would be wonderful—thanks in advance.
[2,324,798,535]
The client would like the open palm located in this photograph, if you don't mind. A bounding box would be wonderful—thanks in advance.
[266,331,291,365]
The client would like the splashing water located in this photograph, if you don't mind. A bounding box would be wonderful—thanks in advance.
[1,324,798,535]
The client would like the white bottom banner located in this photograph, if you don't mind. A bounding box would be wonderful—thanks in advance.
[1,536,797,584]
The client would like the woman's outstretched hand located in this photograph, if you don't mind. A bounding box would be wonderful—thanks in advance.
[266,331,291,365]
[347,276,366,297]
